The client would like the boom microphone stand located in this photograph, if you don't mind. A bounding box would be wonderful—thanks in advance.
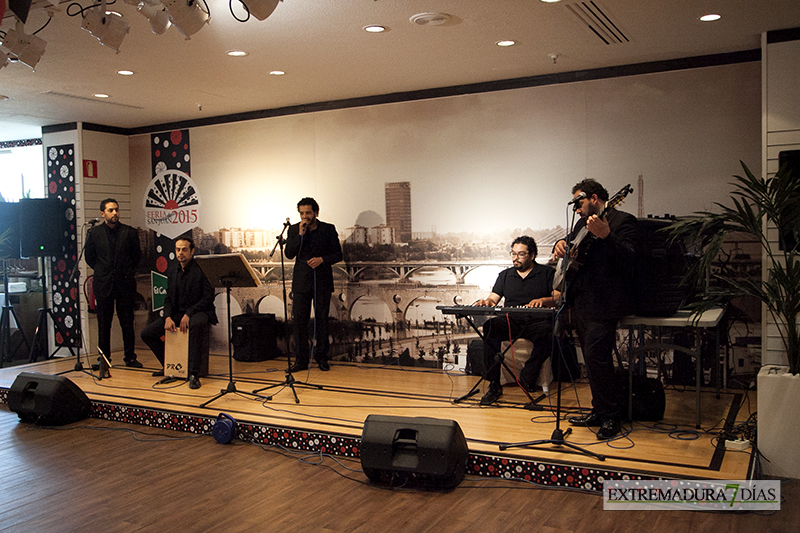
[499,205,605,461]
[253,219,322,403]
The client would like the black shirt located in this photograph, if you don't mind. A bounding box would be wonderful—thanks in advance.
[491,263,555,307]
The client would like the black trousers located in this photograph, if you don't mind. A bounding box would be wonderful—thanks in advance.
[482,316,553,387]
[573,313,622,418]
[140,312,210,376]
[292,289,333,366]
[95,291,136,362]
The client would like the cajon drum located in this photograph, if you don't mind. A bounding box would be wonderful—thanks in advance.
[499,339,552,393]
[164,329,189,379]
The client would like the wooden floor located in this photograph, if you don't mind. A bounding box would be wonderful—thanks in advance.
[0,349,754,483]
[1,402,797,532]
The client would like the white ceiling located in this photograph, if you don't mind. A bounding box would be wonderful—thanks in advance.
[2,0,799,142]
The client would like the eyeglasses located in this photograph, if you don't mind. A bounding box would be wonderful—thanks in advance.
[510,251,529,258]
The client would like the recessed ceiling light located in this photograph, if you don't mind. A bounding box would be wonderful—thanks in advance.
[540,0,562,3]
[117,70,134,76]
[93,94,110,98]
[699,14,721,22]
[227,50,249,57]
[364,25,387,33]
[496,40,516,47]
[269,70,285,76]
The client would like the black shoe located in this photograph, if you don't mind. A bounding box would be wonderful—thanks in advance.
[479,383,502,406]
[125,359,143,368]
[316,358,330,372]
[288,363,308,373]
[188,375,201,389]
[596,418,622,440]
[568,411,603,427]
[152,369,165,377]
[520,380,538,393]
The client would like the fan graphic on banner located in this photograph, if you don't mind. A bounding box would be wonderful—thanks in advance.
[143,169,201,240]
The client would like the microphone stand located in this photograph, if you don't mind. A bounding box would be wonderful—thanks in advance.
[253,219,322,403]
[500,203,605,461]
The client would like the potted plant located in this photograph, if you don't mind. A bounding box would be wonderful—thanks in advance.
[667,160,800,478]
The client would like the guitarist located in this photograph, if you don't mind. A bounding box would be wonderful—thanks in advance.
[553,179,638,440]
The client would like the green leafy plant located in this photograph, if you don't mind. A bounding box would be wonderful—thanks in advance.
[667,161,800,375]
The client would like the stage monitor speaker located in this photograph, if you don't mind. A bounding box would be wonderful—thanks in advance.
[0,201,21,259]
[7,372,91,425]
[19,198,65,257]
[634,217,696,317]
[231,313,281,361]
[360,414,469,489]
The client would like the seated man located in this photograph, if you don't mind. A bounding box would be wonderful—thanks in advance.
[141,237,217,389]
[474,236,560,405]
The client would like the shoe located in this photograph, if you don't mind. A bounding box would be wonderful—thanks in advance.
[520,380,538,393]
[568,411,603,427]
[288,362,308,373]
[479,382,503,405]
[596,418,622,440]
[316,358,330,372]
[152,369,165,377]
[91,364,100,371]
[125,359,143,368]
[188,375,201,389]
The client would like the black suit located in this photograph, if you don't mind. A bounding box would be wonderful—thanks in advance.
[85,222,142,363]
[140,258,218,376]
[566,207,638,418]
[285,220,343,366]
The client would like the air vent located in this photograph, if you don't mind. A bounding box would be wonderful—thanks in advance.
[41,91,144,109]
[565,1,630,45]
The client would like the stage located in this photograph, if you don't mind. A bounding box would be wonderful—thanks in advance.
[0,350,755,491]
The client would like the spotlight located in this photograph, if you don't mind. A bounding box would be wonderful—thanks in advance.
[162,0,210,39]
[0,24,47,70]
[241,0,281,21]
[137,1,173,35]
[81,8,131,52]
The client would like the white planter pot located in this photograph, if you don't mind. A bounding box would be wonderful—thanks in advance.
[758,365,800,479]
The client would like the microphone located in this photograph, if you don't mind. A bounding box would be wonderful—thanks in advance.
[157,374,178,384]
[283,217,291,227]
[567,192,586,205]
[87,218,100,225]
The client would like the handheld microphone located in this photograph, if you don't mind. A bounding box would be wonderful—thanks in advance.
[567,192,586,205]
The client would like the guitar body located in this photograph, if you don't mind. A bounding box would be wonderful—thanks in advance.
[553,184,633,292]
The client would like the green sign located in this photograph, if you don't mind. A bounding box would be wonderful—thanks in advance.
[151,271,168,311]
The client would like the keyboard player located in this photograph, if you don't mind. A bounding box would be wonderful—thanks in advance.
[474,236,560,405]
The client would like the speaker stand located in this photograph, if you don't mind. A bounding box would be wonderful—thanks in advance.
[29,258,79,365]
[1,260,31,367]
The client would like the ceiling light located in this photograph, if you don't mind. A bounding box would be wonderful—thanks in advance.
[410,12,451,26]
[137,1,173,35]
[699,14,721,22]
[241,0,281,21]
[117,69,135,75]
[364,25,386,33]
[226,50,249,57]
[496,40,516,47]
[81,7,130,52]
[269,70,285,75]
[0,24,47,70]
[540,0,562,3]
[162,0,209,39]
[93,94,110,98]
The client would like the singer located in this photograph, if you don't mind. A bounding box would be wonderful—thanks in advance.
[85,198,143,369]
[284,197,343,372]
[552,179,638,440]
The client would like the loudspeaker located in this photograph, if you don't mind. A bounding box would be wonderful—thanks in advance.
[19,198,65,257]
[7,372,91,425]
[615,372,666,421]
[0,201,21,259]
[634,218,696,317]
[231,313,281,361]
[360,415,469,489]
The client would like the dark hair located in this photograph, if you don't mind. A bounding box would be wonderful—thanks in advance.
[297,197,319,213]
[175,237,195,250]
[100,198,118,211]
[572,179,608,202]
[511,235,538,258]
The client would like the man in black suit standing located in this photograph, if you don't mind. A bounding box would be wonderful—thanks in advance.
[85,198,143,368]
[285,197,343,372]
[553,179,638,440]
[141,237,217,389]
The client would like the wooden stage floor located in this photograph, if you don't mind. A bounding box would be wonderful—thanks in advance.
[0,350,754,488]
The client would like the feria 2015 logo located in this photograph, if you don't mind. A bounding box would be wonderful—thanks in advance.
[142,168,201,239]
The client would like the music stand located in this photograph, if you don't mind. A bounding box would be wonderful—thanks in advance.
[194,253,271,408]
